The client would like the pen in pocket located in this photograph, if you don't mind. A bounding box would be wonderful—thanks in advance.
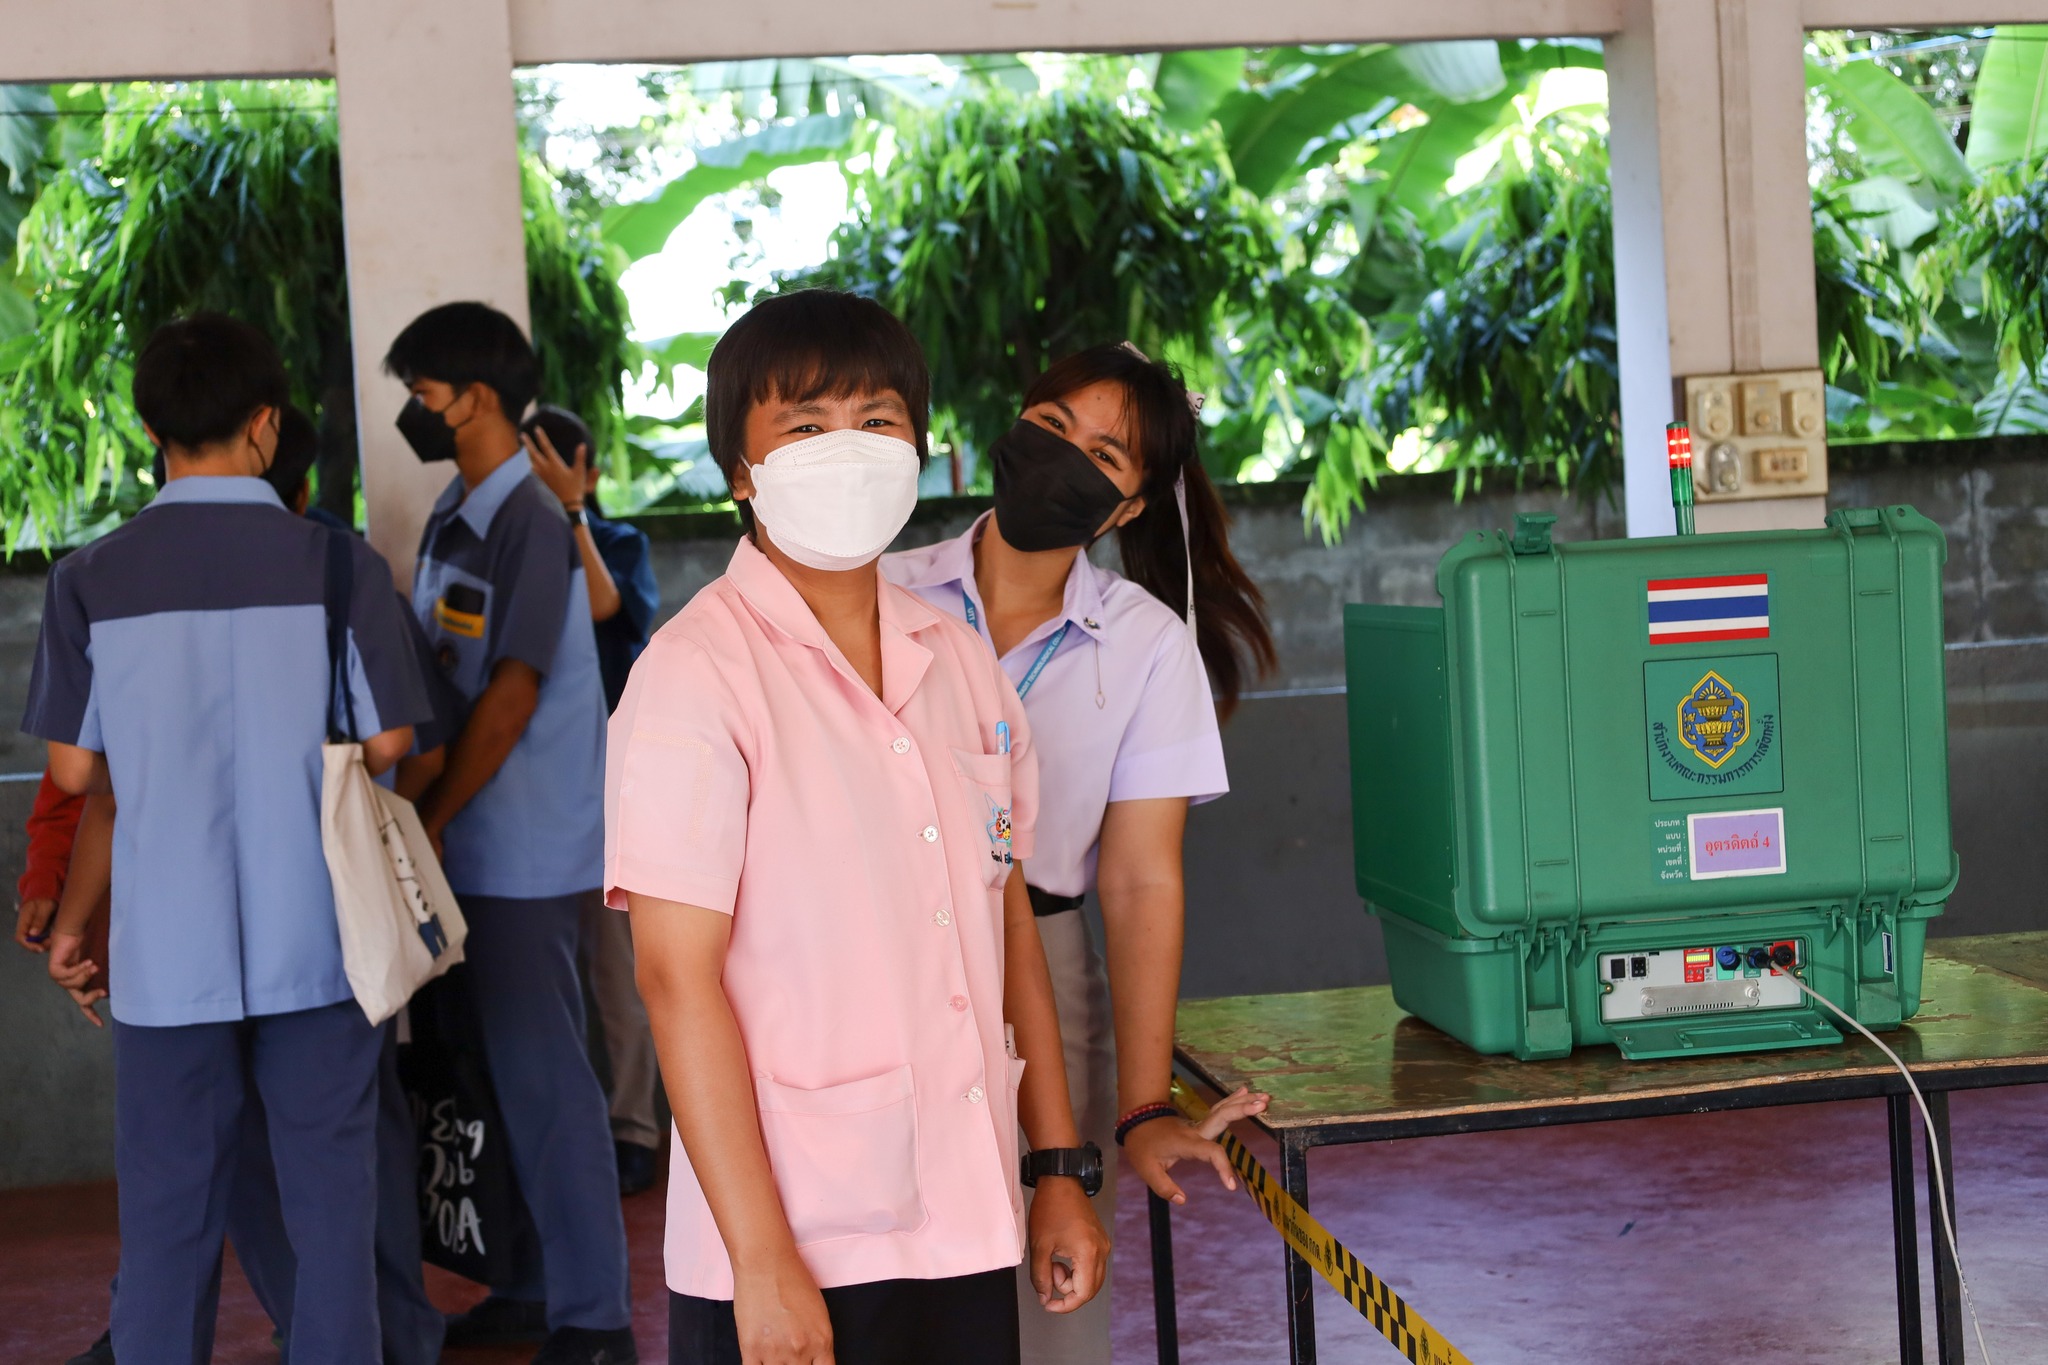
[996,720,1011,755]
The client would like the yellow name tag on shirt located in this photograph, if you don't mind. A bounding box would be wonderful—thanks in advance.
[435,598,486,639]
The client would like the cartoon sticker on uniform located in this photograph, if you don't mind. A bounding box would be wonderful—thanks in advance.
[1677,671,1748,768]
[984,794,1014,868]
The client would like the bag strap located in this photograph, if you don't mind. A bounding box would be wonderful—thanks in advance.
[323,529,359,744]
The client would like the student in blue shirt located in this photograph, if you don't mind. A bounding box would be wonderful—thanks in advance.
[384,302,634,1365]
[521,404,665,1196]
[26,315,430,1365]
[47,402,452,1365]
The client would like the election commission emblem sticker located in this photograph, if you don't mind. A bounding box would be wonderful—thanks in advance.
[1677,671,1747,767]
[985,795,1014,868]
[1643,654,1783,801]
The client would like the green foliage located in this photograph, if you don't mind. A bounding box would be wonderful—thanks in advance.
[524,156,645,478]
[0,81,640,547]
[1923,158,2048,380]
[1813,191,1920,385]
[1964,25,2048,169]
[1807,28,2048,442]
[786,89,1280,465]
[1,83,348,543]
[0,85,62,345]
[1347,122,1617,532]
[1806,56,1973,195]
[602,113,859,262]
[1214,46,1408,197]
[1154,50,1247,132]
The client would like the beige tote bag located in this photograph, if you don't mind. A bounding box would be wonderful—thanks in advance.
[319,531,466,1025]
[321,743,466,1024]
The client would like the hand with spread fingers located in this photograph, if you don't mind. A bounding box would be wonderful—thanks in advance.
[1124,1085,1270,1205]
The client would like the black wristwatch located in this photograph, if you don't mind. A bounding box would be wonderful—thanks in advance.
[1021,1141,1104,1197]
[564,505,585,528]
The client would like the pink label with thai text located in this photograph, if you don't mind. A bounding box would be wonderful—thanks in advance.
[1687,808,1787,880]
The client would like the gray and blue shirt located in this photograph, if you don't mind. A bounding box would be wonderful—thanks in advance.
[412,455,605,898]
[21,476,432,1027]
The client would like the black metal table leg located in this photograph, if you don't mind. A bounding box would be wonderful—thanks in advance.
[1888,1092,1924,1364]
[1280,1132,1317,1365]
[1924,1091,1963,1365]
[1149,1189,1180,1365]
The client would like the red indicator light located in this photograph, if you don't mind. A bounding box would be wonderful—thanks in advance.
[1666,422,1693,469]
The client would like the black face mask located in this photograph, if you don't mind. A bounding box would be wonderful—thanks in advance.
[397,395,460,464]
[989,419,1130,552]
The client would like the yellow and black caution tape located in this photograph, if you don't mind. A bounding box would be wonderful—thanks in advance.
[1170,1077,1475,1365]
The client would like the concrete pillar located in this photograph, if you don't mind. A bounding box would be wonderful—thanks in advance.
[1607,0,1824,536]
[331,0,529,586]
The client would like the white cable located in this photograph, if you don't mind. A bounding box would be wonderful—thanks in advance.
[1786,967,1994,1363]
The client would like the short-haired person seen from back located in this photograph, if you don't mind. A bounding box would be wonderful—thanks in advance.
[608,289,1108,1365]
[523,403,666,1197]
[883,343,1276,1365]
[21,313,431,1365]
[384,302,635,1365]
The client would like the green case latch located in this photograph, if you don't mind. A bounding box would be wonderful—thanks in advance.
[1510,512,1558,555]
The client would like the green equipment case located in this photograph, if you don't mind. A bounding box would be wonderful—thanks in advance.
[1344,506,1956,1061]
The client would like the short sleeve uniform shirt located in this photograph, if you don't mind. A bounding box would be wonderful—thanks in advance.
[606,538,1038,1298]
[586,510,659,713]
[413,457,606,898]
[883,512,1228,897]
[21,477,431,1026]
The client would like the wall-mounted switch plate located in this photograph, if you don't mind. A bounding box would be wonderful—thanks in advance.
[1682,370,1828,502]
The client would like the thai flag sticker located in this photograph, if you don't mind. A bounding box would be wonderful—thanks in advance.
[1646,573,1770,645]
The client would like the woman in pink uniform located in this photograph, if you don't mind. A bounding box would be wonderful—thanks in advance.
[884,342,1275,1364]
[610,291,1107,1365]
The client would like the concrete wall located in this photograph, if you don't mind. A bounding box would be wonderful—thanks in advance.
[5,451,2047,1186]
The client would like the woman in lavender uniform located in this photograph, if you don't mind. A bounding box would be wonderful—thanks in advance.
[884,342,1276,1364]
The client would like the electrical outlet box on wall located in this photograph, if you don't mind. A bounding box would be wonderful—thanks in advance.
[1681,370,1828,503]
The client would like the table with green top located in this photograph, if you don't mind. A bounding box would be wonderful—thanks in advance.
[1151,933,2048,1365]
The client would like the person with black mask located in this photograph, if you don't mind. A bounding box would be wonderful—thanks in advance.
[520,403,664,1197]
[881,343,1277,1365]
[382,303,635,1365]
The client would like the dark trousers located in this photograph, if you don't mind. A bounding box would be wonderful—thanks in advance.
[461,891,632,1330]
[104,1029,441,1365]
[668,1269,1021,1365]
[370,1026,448,1365]
[110,1000,381,1365]
[101,1093,298,1360]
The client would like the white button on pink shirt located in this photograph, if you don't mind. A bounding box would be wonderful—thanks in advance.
[884,512,1227,899]
[604,537,1038,1298]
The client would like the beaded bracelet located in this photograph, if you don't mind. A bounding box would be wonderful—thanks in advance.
[1114,1101,1179,1146]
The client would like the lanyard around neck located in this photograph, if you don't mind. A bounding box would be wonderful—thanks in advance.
[961,586,1070,702]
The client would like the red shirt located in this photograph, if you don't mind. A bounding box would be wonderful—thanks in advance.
[19,771,84,906]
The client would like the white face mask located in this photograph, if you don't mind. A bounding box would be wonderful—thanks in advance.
[745,428,921,572]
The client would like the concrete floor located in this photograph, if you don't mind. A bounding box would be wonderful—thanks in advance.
[3,1086,2044,1364]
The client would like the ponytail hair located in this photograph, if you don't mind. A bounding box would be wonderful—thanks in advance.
[1022,345,1277,718]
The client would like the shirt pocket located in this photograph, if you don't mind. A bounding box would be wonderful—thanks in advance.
[424,574,494,698]
[951,748,1016,889]
[756,1065,928,1247]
